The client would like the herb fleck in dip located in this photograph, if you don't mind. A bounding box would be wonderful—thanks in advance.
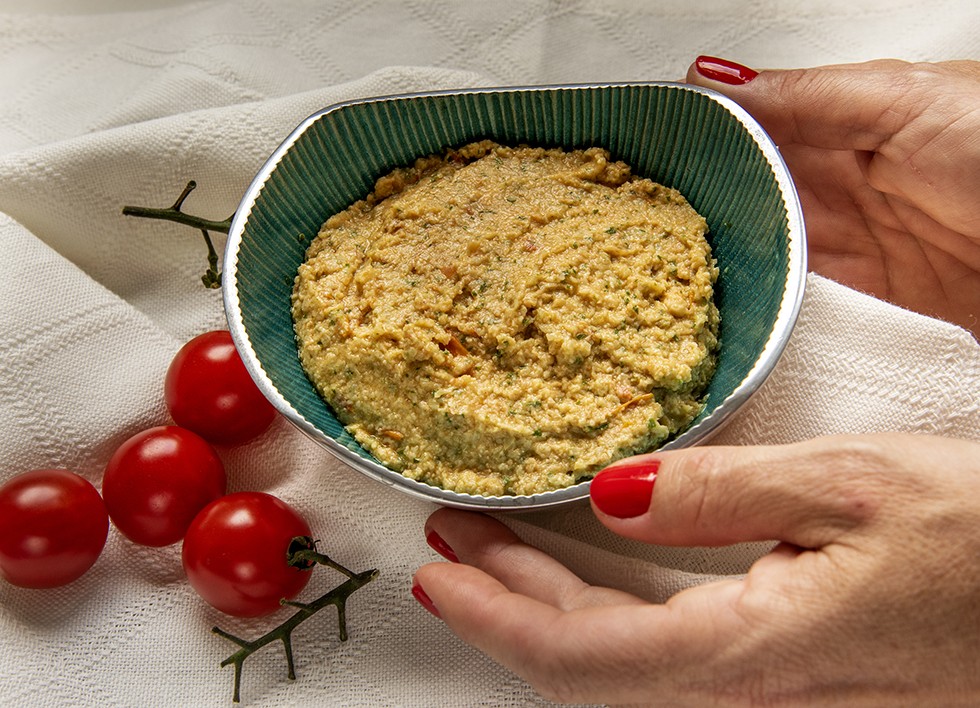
[292,141,719,496]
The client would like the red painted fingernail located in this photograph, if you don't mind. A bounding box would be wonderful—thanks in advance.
[412,582,441,618]
[695,55,758,85]
[590,460,659,518]
[426,529,459,563]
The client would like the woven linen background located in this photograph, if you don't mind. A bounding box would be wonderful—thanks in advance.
[1,2,978,705]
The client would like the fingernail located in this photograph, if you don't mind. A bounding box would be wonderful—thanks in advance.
[412,582,441,618]
[694,55,758,85]
[426,529,459,563]
[590,460,659,518]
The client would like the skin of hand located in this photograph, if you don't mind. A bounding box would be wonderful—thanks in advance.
[413,434,980,706]
[685,59,980,337]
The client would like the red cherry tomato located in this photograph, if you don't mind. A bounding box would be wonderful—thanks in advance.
[165,330,276,446]
[0,469,109,588]
[102,426,226,547]
[182,491,313,617]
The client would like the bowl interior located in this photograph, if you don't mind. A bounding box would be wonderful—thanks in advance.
[225,83,804,508]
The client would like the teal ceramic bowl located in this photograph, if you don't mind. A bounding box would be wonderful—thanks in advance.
[224,83,806,510]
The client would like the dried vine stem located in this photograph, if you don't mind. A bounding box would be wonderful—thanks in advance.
[211,539,379,703]
[122,181,234,288]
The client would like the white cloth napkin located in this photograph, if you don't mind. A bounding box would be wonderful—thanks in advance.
[1,2,978,706]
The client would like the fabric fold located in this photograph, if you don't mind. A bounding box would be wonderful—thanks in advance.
[1,4,978,705]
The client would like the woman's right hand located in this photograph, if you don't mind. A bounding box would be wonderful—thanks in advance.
[686,58,980,337]
[415,433,980,706]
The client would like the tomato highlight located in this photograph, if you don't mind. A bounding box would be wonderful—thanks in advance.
[165,330,276,446]
[102,425,226,547]
[182,492,313,617]
[0,469,109,588]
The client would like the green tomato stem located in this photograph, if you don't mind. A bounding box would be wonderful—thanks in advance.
[211,537,379,703]
[121,180,234,289]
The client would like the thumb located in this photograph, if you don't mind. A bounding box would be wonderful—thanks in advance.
[589,435,896,549]
[685,56,938,152]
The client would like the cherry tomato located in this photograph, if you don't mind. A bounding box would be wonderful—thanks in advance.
[102,426,226,547]
[182,492,313,617]
[0,469,109,588]
[165,330,276,446]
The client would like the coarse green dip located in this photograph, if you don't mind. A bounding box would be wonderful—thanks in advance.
[291,140,719,496]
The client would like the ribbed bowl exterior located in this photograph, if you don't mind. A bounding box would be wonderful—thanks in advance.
[224,83,806,510]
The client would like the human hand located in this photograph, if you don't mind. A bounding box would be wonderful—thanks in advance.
[413,434,980,706]
[686,58,980,337]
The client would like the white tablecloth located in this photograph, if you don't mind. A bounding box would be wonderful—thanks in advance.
[1,2,978,706]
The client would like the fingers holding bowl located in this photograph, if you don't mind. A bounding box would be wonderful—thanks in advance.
[412,525,748,705]
[420,507,646,611]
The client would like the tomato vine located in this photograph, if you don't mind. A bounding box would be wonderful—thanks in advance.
[122,181,233,288]
[212,538,379,703]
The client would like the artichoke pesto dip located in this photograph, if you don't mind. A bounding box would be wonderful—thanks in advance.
[292,141,719,496]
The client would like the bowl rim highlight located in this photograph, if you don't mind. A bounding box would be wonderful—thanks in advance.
[223,81,807,510]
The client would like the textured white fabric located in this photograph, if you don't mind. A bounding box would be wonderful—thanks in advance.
[1,2,978,706]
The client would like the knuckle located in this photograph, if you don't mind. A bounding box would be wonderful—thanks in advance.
[516,619,608,704]
[521,650,585,704]
[667,446,737,532]
[791,434,923,531]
